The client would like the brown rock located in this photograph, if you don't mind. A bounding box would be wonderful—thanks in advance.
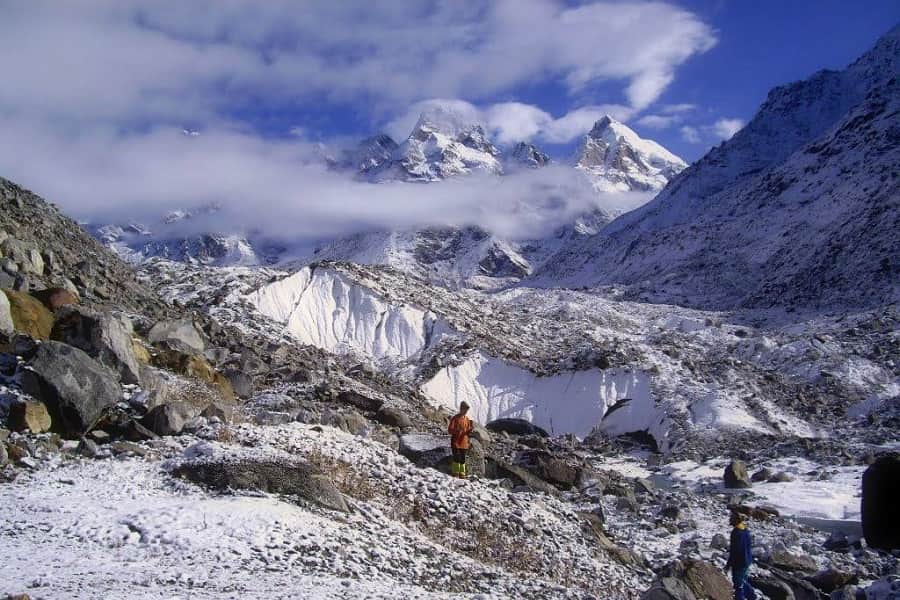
[152,350,235,402]
[32,287,79,311]
[3,289,53,340]
[7,401,52,433]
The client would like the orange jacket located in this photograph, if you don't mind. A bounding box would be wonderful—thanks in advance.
[448,414,474,449]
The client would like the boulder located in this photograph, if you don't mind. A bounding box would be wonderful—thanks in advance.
[641,559,732,600]
[751,467,773,483]
[51,305,141,384]
[336,390,383,412]
[323,409,370,436]
[173,458,349,512]
[147,319,205,354]
[862,454,900,551]
[141,402,197,436]
[768,548,817,573]
[0,289,13,336]
[484,458,558,495]
[749,574,794,600]
[7,401,52,433]
[20,341,120,437]
[223,368,253,399]
[374,406,413,429]
[768,471,794,483]
[724,459,752,489]
[3,290,53,340]
[0,239,43,275]
[31,287,78,311]
[520,450,582,490]
[806,568,857,594]
[399,433,452,466]
[485,418,549,438]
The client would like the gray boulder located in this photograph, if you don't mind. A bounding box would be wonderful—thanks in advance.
[484,458,558,495]
[374,406,413,429]
[337,390,384,412]
[20,341,120,437]
[173,458,349,512]
[141,402,197,436]
[223,369,253,399]
[0,289,13,336]
[640,559,732,600]
[724,459,752,489]
[147,319,205,354]
[51,305,141,384]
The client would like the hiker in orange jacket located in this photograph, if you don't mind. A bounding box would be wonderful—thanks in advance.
[448,401,474,479]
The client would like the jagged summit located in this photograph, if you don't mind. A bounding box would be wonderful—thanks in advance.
[575,115,687,192]
[509,142,551,169]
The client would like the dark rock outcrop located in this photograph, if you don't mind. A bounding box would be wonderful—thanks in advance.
[485,418,549,438]
[51,305,141,384]
[20,341,120,437]
[173,458,349,512]
[862,454,900,550]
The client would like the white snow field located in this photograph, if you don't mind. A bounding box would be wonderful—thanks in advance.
[0,423,644,599]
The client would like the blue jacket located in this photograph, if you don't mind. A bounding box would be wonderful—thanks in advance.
[726,526,753,571]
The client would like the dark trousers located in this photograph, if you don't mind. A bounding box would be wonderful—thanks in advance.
[731,568,757,600]
[452,447,467,465]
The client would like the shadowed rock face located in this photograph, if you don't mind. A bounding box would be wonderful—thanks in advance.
[862,454,900,551]
[173,458,350,513]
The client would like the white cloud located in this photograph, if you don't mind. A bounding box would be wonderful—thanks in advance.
[680,126,701,144]
[636,114,681,130]
[0,115,650,243]
[712,118,745,140]
[660,103,697,114]
[0,1,715,129]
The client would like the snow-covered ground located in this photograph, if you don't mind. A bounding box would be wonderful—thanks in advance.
[0,423,646,599]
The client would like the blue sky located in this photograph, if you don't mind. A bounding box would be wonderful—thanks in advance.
[0,1,896,236]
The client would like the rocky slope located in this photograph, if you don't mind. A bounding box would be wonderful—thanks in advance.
[536,26,900,313]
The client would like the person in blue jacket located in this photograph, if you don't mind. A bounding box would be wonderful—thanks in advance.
[724,512,757,600]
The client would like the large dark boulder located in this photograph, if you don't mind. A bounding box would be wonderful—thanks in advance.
[51,305,141,384]
[173,458,349,512]
[20,341,120,437]
[485,418,549,438]
[337,390,383,412]
[142,402,197,436]
[484,458,558,495]
[519,450,582,490]
[724,459,752,489]
[641,559,732,600]
[862,454,900,551]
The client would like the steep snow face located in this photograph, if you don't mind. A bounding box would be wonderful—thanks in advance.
[246,267,452,362]
[422,352,663,443]
[537,27,900,312]
[574,116,687,192]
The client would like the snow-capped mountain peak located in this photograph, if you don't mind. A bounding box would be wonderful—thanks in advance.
[509,142,551,169]
[575,115,687,192]
[374,108,502,182]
